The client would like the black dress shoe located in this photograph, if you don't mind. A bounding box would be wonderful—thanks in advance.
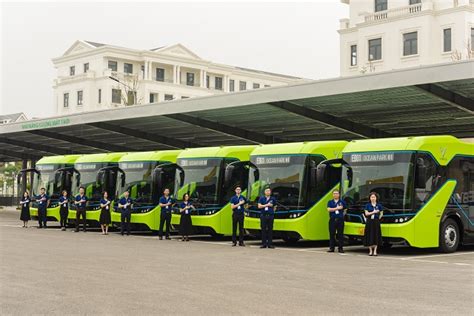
[268,245,275,249]
[338,249,345,253]
[239,243,245,247]
[159,236,163,240]
[327,249,335,253]
[232,243,237,247]
[165,236,171,240]
[260,245,267,249]
[37,226,42,229]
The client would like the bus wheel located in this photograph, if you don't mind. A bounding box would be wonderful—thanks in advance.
[282,236,300,243]
[439,218,459,253]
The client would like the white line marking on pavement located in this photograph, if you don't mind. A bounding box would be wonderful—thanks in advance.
[400,252,474,260]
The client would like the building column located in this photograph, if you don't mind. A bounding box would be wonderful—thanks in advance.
[148,61,153,81]
[224,75,229,92]
[21,160,27,196]
[200,70,207,88]
[143,61,148,80]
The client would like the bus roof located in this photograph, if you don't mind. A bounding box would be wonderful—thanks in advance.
[177,145,257,161]
[250,141,348,159]
[36,154,82,165]
[342,135,474,165]
[74,152,127,164]
[118,150,182,163]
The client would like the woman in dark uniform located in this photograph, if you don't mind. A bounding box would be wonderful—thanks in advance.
[19,191,31,228]
[99,191,112,235]
[59,190,69,231]
[179,193,195,241]
[363,192,383,256]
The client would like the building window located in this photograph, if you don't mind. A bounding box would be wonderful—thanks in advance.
[150,93,155,103]
[108,60,117,71]
[77,91,83,106]
[253,83,260,89]
[124,63,133,74]
[186,72,195,86]
[112,89,121,103]
[164,94,173,101]
[350,45,357,66]
[409,0,421,4]
[215,77,223,90]
[70,66,75,76]
[264,84,271,88]
[368,38,382,61]
[374,0,387,12]
[181,96,189,99]
[63,93,69,108]
[471,28,474,48]
[239,81,247,91]
[229,79,235,92]
[403,32,418,56]
[443,28,452,52]
[98,89,102,104]
[83,63,89,73]
[156,68,165,81]
[127,91,135,105]
[206,75,210,89]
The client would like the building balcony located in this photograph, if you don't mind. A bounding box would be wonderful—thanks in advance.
[55,70,96,84]
[363,3,422,23]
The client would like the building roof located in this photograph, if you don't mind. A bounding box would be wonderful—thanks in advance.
[0,61,472,162]
[0,112,28,124]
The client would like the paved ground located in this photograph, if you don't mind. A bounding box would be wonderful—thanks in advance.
[1,208,473,315]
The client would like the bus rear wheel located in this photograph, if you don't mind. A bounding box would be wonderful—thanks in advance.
[439,218,459,253]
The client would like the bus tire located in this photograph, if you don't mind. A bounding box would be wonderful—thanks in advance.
[439,218,459,253]
[282,236,300,243]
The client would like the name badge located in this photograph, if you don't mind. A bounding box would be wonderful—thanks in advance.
[237,206,241,210]
[335,210,339,215]
[371,214,375,220]
[265,207,268,211]
[39,201,43,204]
[185,209,189,215]
[166,206,169,209]
[106,206,109,210]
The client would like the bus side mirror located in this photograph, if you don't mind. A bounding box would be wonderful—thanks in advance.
[153,167,164,191]
[316,164,327,186]
[120,173,125,187]
[346,167,353,188]
[416,158,427,189]
[224,164,235,187]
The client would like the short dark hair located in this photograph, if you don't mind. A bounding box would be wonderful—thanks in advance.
[79,186,85,190]
[368,191,379,202]
[40,187,46,191]
[333,189,340,194]
[234,185,242,190]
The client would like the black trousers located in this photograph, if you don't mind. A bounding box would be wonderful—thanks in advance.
[260,214,274,246]
[232,211,245,244]
[75,208,87,231]
[38,208,47,227]
[121,211,131,235]
[159,212,171,237]
[60,206,68,228]
[232,212,245,244]
[329,217,344,250]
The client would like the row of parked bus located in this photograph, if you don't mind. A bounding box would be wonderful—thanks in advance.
[17,135,474,252]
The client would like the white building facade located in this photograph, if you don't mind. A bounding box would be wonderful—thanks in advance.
[339,0,474,76]
[52,41,307,115]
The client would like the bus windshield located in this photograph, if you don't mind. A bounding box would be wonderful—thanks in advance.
[34,164,62,199]
[118,161,156,205]
[341,152,414,211]
[73,163,107,202]
[176,158,222,205]
[248,155,306,209]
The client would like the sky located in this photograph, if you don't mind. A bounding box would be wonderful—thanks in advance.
[0,0,348,118]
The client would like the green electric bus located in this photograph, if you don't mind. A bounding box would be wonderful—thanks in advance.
[171,145,257,236]
[17,155,81,222]
[318,135,474,253]
[244,141,348,242]
[69,152,127,225]
[111,150,182,231]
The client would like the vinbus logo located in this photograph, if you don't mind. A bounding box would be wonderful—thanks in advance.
[21,118,70,130]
